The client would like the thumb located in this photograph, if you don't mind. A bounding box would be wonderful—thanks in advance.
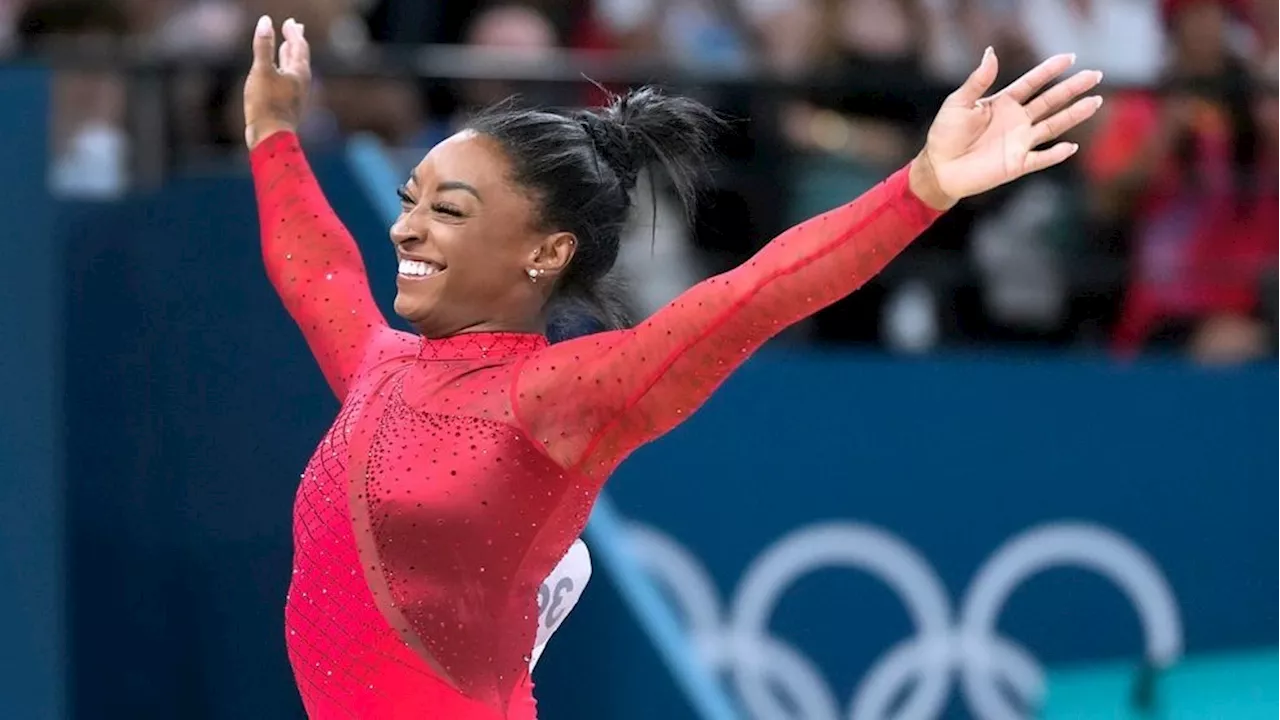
[948,47,999,107]
[251,15,276,71]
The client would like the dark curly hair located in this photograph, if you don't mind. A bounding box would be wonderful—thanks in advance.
[468,87,723,333]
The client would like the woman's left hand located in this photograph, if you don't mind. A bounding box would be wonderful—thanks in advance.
[910,48,1104,210]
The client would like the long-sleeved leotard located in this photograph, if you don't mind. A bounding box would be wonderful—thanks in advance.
[252,131,941,719]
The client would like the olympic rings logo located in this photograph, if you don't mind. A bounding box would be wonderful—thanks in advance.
[626,521,1182,720]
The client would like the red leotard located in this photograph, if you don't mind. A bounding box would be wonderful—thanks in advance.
[251,131,941,719]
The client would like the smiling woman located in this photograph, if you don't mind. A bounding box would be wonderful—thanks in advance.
[384,93,719,339]
[243,13,1102,720]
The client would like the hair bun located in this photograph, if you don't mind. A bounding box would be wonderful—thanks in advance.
[577,112,642,190]
[582,87,722,206]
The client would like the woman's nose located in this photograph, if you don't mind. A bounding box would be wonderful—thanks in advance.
[390,218,419,246]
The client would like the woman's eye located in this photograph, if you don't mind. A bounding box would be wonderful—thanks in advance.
[431,203,464,218]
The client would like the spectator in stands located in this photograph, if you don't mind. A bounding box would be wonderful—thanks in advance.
[1018,0,1165,85]
[1239,58,1280,353]
[159,0,421,151]
[752,0,939,167]
[589,1,773,315]
[0,0,21,54]
[385,3,567,149]
[1249,0,1277,105]
[757,0,1087,350]
[252,0,423,147]
[534,1,715,320]
[1086,0,1278,363]
[593,0,751,69]
[460,3,561,110]
[16,0,131,198]
[146,0,386,152]
[742,0,931,346]
[942,0,1090,348]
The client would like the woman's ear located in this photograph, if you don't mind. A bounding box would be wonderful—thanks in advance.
[527,231,577,282]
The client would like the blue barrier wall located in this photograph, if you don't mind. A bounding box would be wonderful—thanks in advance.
[47,151,1277,719]
[596,353,1277,718]
[60,155,385,719]
[0,67,63,720]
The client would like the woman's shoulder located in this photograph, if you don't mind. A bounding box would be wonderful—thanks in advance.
[355,327,421,378]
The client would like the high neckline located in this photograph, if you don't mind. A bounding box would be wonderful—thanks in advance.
[416,332,548,361]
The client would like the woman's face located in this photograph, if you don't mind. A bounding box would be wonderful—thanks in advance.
[390,131,542,337]
[389,131,576,338]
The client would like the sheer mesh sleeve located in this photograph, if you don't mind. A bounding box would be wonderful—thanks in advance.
[514,164,942,480]
[251,131,388,398]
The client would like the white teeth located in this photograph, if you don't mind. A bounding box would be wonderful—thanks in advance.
[398,259,440,277]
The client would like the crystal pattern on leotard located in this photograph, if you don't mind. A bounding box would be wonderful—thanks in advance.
[252,131,940,719]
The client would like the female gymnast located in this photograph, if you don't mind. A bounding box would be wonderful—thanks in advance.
[244,15,1102,720]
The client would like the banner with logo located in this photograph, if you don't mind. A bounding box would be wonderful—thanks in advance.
[537,354,1276,719]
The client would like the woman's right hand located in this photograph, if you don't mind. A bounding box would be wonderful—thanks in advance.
[244,16,311,150]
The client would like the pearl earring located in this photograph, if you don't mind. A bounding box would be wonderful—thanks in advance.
[527,268,539,283]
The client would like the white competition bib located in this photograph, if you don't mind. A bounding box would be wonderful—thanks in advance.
[529,538,592,671]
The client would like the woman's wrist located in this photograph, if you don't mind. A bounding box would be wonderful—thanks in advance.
[907,150,957,212]
[246,121,297,151]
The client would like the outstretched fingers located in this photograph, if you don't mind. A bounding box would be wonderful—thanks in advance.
[1031,94,1104,146]
[994,53,1076,105]
[1023,142,1080,175]
[1025,70,1103,123]
[251,15,277,71]
[948,47,1000,108]
[279,18,311,76]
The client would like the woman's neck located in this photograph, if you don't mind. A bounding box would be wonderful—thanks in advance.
[415,316,546,340]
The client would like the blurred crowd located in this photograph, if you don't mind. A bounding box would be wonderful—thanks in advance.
[4,0,1277,362]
